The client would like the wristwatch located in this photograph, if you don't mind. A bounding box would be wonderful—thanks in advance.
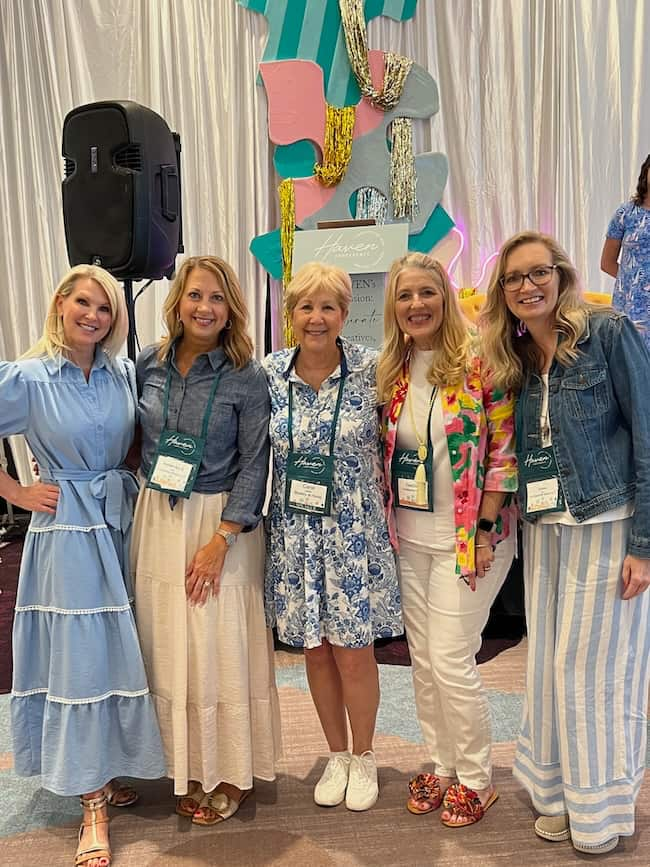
[216,528,237,547]
[477,518,495,533]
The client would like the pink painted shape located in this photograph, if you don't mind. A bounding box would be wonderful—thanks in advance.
[261,52,394,222]
[294,176,337,224]
[260,61,326,148]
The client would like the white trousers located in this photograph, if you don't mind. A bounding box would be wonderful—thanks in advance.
[399,533,515,790]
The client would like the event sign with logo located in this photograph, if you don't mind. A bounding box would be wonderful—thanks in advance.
[292,223,408,348]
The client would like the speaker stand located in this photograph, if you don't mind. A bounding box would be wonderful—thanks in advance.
[123,279,137,361]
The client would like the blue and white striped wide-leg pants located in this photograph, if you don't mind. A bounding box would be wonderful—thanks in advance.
[513,518,650,849]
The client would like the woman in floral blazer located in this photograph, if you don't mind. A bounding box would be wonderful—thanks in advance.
[377,252,517,828]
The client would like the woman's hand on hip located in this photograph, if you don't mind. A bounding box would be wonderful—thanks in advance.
[621,555,650,600]
[185,535,228,606]
[16,482,60,514]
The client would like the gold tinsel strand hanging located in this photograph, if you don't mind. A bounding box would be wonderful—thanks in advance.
[338,0,413,110]
[391,117,418,221]
[314,103,356,186]
[278,177,297,347]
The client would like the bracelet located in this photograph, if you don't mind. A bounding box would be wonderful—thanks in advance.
[476,543,495,550]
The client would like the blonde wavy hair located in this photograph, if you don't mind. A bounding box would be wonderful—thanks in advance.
[284,261,352,317]
[157,256,253,368]
[22,264,128,361]
[376,252,471,403]
[480,231,602,391]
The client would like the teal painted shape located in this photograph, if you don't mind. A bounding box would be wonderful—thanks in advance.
[237,0,419,107]
[274,140,317,179]
[249,227,285,279]
[277,0,308,59]
[408,205,455,253]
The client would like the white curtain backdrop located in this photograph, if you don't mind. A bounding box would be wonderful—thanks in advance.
[1,0,648,475]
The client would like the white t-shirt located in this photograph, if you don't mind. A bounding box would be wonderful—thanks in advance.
[395,350,456,550]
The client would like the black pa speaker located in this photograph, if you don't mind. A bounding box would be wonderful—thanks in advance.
[62,100,183,280]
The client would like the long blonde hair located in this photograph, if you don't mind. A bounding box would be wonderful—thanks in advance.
[22,264,128,360]
[480,231,602,391]
[376,252,471,403]
[157,256,253,368]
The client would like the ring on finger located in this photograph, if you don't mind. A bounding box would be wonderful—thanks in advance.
[203,581,211,588]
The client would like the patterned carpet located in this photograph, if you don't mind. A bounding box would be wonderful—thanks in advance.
[1,642,649,866]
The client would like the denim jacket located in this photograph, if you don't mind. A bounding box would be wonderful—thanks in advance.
[515,310,650,558]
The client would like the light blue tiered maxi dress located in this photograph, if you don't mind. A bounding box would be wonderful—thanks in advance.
[0,351,165,796]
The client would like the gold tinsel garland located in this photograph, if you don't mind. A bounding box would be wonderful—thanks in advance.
[314,103,356,186]
[391,117,418,220]
[278,177,296,346]
[338,0,413,110]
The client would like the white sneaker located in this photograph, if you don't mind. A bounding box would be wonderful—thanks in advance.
[314,751,351,806]
[345,750,378,811]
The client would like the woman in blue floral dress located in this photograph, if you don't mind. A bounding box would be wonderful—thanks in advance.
[263,262,401,813]
[601,153,650,349]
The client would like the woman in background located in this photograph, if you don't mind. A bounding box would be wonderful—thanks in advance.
[378,252,517,828]
[483,230,650,855]
[601,153,650,348]
[132,256,281,825]
[264,262,401,813]
[0,265,164,867]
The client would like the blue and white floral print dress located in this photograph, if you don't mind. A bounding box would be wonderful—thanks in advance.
[0,351,165,796]
[263,339,401,649]
[606,201,650,349]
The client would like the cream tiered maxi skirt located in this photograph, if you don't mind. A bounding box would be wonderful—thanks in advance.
[131,486,282,795]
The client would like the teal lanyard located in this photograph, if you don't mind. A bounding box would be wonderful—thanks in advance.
[161,360,224,439]
[288,374,346,456]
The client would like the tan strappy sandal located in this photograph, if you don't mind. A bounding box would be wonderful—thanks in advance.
[75,793,111,866]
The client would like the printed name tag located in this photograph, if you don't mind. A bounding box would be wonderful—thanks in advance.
[391,447,433,511]
[146,428,205,498]
[149,453,194,491]
[285,451,334,516]
[520,447,565,516]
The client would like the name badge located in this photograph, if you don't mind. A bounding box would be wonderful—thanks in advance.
[520,446,565,516]
[285,451,334,516]
[391,447,434,511]
[147,429,205,498]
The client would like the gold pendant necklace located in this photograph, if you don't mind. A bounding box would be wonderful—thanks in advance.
[406,383,437,506]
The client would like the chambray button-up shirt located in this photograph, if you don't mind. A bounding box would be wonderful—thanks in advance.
[136,342,270,529]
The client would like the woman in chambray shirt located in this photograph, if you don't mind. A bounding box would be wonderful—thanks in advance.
[481,231,650,856]
[131,256,281,825]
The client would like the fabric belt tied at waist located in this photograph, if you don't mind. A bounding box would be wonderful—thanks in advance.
[42,467,140,532]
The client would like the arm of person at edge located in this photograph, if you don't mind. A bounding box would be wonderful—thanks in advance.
[0,361,59,513]
[600,237,621,279]
[472,357,519,592]
[605,315,650,599]
[185,364,271,607]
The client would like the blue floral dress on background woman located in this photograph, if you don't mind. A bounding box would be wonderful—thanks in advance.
[606,201,650,348]
[263,338,401,649]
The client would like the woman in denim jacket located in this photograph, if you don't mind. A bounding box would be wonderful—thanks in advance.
[481,231,650,856]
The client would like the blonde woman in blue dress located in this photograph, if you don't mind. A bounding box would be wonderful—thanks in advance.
[0,265,164,867]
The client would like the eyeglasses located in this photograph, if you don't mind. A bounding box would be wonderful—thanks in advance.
[500,265,558,292]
